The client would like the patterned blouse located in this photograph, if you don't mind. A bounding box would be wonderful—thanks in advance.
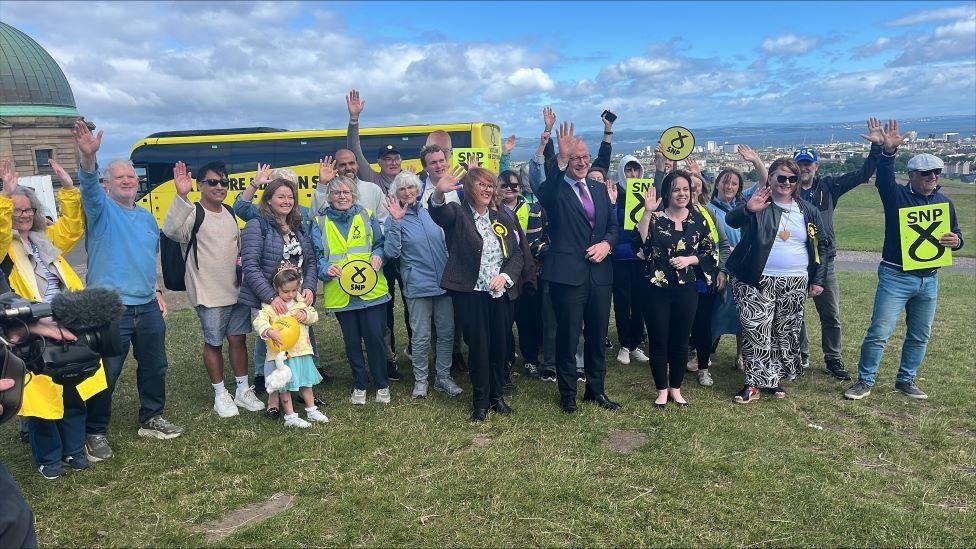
[282,230,303,268]
[473,209,505,296]
[632,208,718,288]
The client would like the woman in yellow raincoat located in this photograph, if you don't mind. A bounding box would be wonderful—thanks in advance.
[0,158,107,479]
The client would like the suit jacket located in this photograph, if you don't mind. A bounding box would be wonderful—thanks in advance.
[428,197,524,300]
[536,166,618,286]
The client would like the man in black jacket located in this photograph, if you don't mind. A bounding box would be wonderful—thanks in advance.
[791,118,886,380]
[536,122,619,413]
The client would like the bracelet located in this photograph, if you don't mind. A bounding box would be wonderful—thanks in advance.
[604,131,613,135]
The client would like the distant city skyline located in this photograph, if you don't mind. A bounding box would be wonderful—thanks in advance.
[2,1,974,161]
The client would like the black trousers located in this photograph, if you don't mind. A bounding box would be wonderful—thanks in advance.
[510,287,543,365]
[452,291,512,410]
[643,283,698,390]
[612,260,648,350]
[691,292,716,370]
[0,462,37,548]
[383,260,412,356]
[549,278,612,399]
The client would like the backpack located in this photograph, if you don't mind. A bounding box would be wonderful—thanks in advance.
[160,202,237,291]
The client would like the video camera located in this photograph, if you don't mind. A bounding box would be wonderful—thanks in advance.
[0,288,124,425]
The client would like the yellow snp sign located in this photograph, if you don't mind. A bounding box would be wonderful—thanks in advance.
[339,259,379,296]
[660,126,695,161]
[453,147,500,173]
[623,178,655,230]
[899,203,952,270]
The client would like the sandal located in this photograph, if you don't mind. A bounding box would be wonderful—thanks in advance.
[733,386,760,404]
[264,407,280,420]
[765,386,786,398]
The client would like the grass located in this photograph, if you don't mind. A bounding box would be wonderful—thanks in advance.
[2,271,975,547]
[833,181,975,258]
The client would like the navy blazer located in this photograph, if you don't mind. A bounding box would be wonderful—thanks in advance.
[536,166,618,286]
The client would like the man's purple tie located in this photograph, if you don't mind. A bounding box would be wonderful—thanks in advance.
[576,181,595,227]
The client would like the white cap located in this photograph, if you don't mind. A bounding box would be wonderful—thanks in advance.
[907,153,944,172]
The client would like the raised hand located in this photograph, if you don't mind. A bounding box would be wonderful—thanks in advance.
[543,106,556,131]
[684,156,702,175]
[737,144,760,163]
[655,141,665,160]
[882,119,905,153]
[48,158,74,189]
[319,156,336,183]
[346,89,365,121]
[0,159,19,197]
[746,184,772,212]
[861,117,884,145]
[555,121,576,164]
[601,110,615,130]
[465,152,481,169]
[255,163,272,187]
[504,135,516,154]
[173,161,194,198]
[72,119,103,169]
[384,194,406,221]
[438,164,465,193]
[606,181,618,205]
[643,183,660,212]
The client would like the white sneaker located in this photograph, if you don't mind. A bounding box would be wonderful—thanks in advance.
[234,387,265,412]
[306,407,330,423]
[214,392,240,418]
[616,348,631,365]
[630,348,649,362]
[376,388,391,404]
[697,370,714,387]
[350,389,367,405]
[284,414,311,428]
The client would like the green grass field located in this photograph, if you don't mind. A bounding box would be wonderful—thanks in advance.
[834,181,975,258]
[2,271,974,547]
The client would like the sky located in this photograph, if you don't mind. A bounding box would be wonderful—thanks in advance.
[2,1,975,160]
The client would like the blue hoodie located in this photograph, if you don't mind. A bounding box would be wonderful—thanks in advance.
[383,202,449,299]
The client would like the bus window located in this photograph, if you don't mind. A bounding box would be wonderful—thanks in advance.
[273,136,345,172]
[134,164,149,194]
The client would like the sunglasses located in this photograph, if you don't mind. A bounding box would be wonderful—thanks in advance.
[501,182,519,190]
[775,175,799,184]
[201,178,230,187]
[916,168,942,177]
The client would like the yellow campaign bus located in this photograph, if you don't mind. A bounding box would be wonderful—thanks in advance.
[129,122,502,224]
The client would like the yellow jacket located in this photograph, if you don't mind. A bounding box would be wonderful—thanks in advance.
[252,295,319,358]
[1,189,108,419]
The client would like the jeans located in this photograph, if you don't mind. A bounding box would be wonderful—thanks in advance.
[26,385,86,466]
[86,299,168,432]
[406,295,454,383]
[799,261,843,362]
[857,264,938,386]
[336,304,389,391]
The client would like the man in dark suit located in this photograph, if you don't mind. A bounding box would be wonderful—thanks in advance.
[536,122,620,413]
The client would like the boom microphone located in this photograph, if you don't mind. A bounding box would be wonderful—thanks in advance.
[50,288,125,330]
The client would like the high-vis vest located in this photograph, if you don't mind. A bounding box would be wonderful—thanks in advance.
[322,209,389,310]
[514,200,529,232]
[696,204,720,246]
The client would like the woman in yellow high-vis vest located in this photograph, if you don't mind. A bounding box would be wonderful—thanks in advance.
[313,169,391,406]
[0,158,107,479]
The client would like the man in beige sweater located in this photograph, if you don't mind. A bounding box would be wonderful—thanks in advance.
[163,160,265,418]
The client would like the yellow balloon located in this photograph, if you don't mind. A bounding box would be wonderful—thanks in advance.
[268,315,301,352]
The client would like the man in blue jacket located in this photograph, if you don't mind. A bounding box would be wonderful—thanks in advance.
[845,121,964,401]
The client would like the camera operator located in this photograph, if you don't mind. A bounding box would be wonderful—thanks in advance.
[0,158,108,480]
[1,376,38,549]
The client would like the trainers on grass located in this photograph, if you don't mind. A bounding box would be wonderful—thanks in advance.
[138,416,185,439]
[412,381,428,398]
[214,392,240,418]
[844,381,872,400]
[234,387,265,412]
[61,453,90,471]
[616,347,631,365]
[376,388,391,404]
[524,363,541,379]
[85,434,113,462]
[284,414,311,428]
[540,369,557,382]
[825,359,852,381]
[697,370,714,387]
[306,407,330,423]
[434,377,463,397]
[895,380,928,400]
[350,389,367,405]
[38,463,63,480]
[630,348,649,363]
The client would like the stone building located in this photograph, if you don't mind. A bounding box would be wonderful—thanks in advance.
[0,21,81,184]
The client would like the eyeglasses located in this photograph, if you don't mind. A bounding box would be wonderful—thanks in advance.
[569,155,590,163]
[775,175,799,184]
[473,182,494,190]
[330,189,352,196]
[916,168,942,177]
[201,178,230,187]
[13,207,36,216]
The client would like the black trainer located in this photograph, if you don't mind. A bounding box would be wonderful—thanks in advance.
[825,359,852,381]
[253,375,266,396]
[387,361,404,381]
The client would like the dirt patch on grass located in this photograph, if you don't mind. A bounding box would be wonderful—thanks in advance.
[193,493,294,542]
[470,434,491,448]
[602,430,647,453]
[950,426,976,438]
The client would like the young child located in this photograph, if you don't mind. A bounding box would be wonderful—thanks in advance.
[253,267,329,428]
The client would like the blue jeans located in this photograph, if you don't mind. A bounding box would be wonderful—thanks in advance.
[857,264,938,386]
[27,385,86,466]
[86,299,169,432]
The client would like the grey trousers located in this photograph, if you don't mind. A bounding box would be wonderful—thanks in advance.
[799,262,842,362]
[406,294,455,384]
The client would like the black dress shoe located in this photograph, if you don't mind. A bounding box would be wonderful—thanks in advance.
[583,393,621,411]
[561,396,577,414]
[489,398,513,414]
[470,408,488,421]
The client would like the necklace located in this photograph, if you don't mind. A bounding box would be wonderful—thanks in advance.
[776,201,793,241]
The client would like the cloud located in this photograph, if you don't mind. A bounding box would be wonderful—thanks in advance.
[851,36,892,59]
[887,4,976,26]
[887,13,976,66]
[760,33,820,55]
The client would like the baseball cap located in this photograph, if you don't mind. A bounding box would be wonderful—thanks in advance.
[793,148,819,163]
[377,144,401,159]
[906,153,944,172]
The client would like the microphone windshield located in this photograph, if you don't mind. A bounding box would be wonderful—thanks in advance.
[50,288,125,330]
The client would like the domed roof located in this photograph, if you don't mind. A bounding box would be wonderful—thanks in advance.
[0,22,79,116]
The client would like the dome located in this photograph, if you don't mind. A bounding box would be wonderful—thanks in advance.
[0,22,79,116]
